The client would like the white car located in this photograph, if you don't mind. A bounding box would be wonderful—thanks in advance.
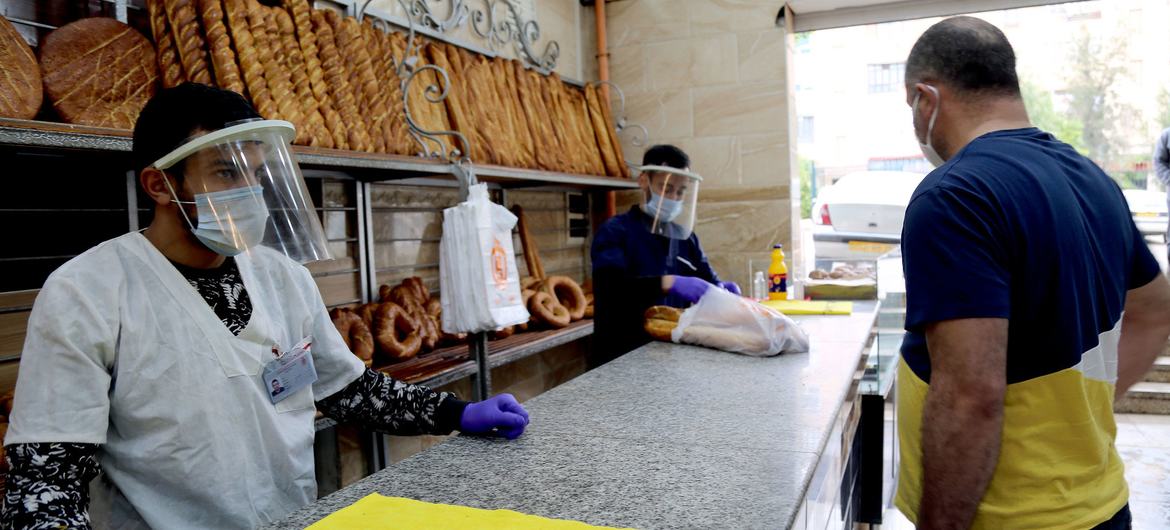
[1122,189,1169,241]
[811,171,926,262]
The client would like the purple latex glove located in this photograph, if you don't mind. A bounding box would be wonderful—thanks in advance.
[460,393,530,439]
[668,276,712,304]
[719,281,742,296]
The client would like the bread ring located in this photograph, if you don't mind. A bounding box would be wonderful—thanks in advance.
[425,297,442,319]
[406,277,429,304]
[355,303,379,328]
[329,308,374,366]
[643,305,681,342]
[584,292,594,319]
[541,276,587,321]
[521,277,542,291]
[529,291,570,329]
[491,326,515,340]
[373,303,421,362]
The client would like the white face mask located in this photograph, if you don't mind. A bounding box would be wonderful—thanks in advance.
[646,191,685,222]
[165,177,270,256]
[912,85,946,167]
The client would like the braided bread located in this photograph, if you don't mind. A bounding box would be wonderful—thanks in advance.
[197,0,245,95]
[313,9,369,152]
[256,5,306,143]
[164,0,213,85]
[224,0,274,118]
[0,16,42,120]
[284,0,347,150]
[146,0,186,89]
[274,7,330,148]
[332,15,386,152]
[40,18,158,130]
[369,26,410,155]
[361,21,401,154]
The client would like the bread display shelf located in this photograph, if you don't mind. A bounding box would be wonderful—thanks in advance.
[313,319,593,432]
[0,118,637,190]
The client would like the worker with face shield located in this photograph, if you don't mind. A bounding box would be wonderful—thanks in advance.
[590,144,740,364]
[2,83,528,529]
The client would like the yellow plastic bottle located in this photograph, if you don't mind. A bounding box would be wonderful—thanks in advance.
[768,244,788,301]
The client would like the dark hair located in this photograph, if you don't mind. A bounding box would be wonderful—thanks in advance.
[132,82,262,175]
[905,16,1021,98]
[641,144,690,170]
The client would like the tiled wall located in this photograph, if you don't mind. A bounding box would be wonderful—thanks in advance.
[606,0,802,288]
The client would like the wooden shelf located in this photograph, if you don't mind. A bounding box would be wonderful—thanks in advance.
[0,118,638,190]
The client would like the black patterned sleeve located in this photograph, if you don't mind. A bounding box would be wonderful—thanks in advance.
[2,442,101,530]
[316,369,468,436]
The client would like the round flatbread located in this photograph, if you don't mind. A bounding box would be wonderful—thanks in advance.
[40,18,159,129]
[0,16,43,119]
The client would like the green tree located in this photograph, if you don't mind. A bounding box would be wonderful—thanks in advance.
[799,157,814,219]
[1064,29,1135,169]
[1158,88,1170,129]
[1021,80,1085,153]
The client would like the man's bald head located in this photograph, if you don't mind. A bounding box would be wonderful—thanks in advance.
[905,16,1020,99]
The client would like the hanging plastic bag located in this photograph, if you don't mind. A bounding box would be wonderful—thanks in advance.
[671,287,809,356]
[440,184,529,333]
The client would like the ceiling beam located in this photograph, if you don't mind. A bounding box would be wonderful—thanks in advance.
[782,0,1091,32]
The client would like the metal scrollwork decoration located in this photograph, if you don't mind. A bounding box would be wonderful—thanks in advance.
[595,81,648,148]
[469,0,558,71]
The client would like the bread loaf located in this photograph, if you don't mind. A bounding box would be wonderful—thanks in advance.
[254,5,306,142]
[597,84,630,178]
[332,14,384,153]
[515,65,563,171]
[368,25,409,155]
[198,0,245,95]
[543,74,584,174]
[274,7,330,147]
[313,9,369,152]
[0,16,42,120]
[643,305,681,342]
[224,0,275,118]
[568,84,606,176]
[146,0,186,89]
[282,0,346,150]
[164,0,213,85]
[431,45,484,163]
[40,18,159,129]
[585,83,622,177]
[499,58,537,169]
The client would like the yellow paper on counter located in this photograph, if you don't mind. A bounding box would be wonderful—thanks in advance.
[306,494,634,530]
[761,299,853,315]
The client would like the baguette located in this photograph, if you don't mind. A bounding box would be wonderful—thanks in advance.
[542,74,583,173]
[500,59,537,168]
[312,9,369,151]
[331,13,384,153]
[146,0,186,88]
[198,0,245,95]
[569,85,606,176]
[164,0,214,84]
[597,84,630,178]
[585,83,622,177]
[429,43,481,161]
[255,5,306,143]
[274,7,330,147]
[283,0,347,149]
[223,0,275,118]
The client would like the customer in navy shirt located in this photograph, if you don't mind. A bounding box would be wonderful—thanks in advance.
[590,145,739,364]
[896,16,1170,530]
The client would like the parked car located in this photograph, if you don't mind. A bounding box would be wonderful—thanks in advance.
[811,170,926,262]
[1122,189,1169,241]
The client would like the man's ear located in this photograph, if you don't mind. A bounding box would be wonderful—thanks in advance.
[140,167,175,207]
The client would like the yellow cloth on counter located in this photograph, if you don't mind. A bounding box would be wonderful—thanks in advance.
[761,300,853,315]
[306,494,634,530]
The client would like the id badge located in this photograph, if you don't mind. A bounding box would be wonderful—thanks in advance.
[263,336,319,405]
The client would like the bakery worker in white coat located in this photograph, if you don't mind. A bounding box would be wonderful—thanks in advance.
[2,83,529,529]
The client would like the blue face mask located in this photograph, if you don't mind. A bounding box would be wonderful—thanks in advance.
[646,191,685,223]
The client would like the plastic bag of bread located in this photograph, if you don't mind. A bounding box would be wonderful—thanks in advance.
[439,183,529,333]
[673,287,809,356]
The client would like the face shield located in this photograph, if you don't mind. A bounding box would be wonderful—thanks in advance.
[153,119,331,263]
[638,165,702,240]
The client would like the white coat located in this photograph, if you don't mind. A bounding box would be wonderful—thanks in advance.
[7,232,365,528]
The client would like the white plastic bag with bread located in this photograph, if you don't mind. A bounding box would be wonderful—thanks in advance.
[440,184,530,333]
[672,287,809,356]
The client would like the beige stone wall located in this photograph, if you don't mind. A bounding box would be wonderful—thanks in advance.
[606,0,800,288]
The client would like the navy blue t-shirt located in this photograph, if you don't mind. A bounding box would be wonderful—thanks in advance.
[900,128,1160,385]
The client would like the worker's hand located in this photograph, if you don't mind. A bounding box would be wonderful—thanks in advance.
[460,393,530,439]
[666,276,712,304]
[718,281,742,296]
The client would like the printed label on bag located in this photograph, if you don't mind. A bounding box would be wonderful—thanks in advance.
[491,237,508,288]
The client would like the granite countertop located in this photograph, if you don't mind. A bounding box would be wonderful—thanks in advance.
[263,301,880,530]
